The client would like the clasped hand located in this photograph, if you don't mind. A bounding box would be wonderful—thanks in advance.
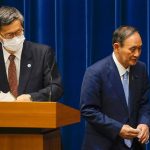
[119,124,149,144]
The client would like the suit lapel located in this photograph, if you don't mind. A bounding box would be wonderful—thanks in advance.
[0,44,10,92]
[107,56,128,112]
[128,66,138,115]
[18,41,33,94]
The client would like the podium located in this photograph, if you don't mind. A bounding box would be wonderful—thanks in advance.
[0,102,80,150]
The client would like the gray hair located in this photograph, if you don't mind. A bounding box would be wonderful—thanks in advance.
[0,6,24,29]
[112,26,139,47]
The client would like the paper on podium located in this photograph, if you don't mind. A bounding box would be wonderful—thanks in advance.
[0,91,16,102]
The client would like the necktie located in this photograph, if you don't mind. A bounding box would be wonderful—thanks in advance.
[122,71,132,148]
[8,55,18,97]
[122,71,129,105]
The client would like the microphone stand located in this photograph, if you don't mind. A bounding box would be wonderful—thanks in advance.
[48,60,55,101]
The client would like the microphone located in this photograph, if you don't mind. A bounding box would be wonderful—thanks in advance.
[131,75,134,80]
[47,59,55,101]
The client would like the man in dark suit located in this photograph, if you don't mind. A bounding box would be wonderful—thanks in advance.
[0,6,63,101]
[80,26,150,150]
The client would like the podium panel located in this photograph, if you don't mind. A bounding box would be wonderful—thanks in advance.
[0,134,43,150]
[0,129,61,150]
[0,102,80,150]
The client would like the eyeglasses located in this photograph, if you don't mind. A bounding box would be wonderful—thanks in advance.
[0,29,24,39]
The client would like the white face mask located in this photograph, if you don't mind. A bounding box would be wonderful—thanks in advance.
[2,34,25,52]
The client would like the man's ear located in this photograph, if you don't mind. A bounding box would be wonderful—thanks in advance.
[113,43,120,52]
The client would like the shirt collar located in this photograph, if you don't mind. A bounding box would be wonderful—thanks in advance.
[112,52,130,77]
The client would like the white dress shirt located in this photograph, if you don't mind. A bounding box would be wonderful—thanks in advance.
[112,52,130,82]
[2,46,23,83]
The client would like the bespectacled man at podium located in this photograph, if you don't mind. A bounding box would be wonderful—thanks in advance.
[0,6,63,102]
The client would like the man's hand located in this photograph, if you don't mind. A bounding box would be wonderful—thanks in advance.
[16,94,32,102]
[137,124,149,144]
[119,124,140,139]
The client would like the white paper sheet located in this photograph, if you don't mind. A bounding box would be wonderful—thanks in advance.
[0,91,16,102]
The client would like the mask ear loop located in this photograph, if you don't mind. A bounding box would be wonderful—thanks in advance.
[0,34,6,50]
[0,34,4,43]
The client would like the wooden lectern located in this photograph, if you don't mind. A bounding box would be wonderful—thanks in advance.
[0,102,80,150]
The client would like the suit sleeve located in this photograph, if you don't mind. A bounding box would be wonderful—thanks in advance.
[80,67,123,141]
[30,47,63,101]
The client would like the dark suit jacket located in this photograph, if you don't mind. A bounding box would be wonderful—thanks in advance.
[80,55,150,150]
[0,41,63,101]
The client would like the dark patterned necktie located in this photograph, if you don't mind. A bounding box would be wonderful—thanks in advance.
[8,54,18,97]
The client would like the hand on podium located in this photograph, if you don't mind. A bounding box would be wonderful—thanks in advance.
[16,94,32,102]
[0,92,32,102]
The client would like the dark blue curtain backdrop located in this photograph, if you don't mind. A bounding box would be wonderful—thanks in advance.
[0,0,150,149]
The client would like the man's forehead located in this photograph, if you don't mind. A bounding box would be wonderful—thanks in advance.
[123,32,142,45]
[0,20,22,33]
